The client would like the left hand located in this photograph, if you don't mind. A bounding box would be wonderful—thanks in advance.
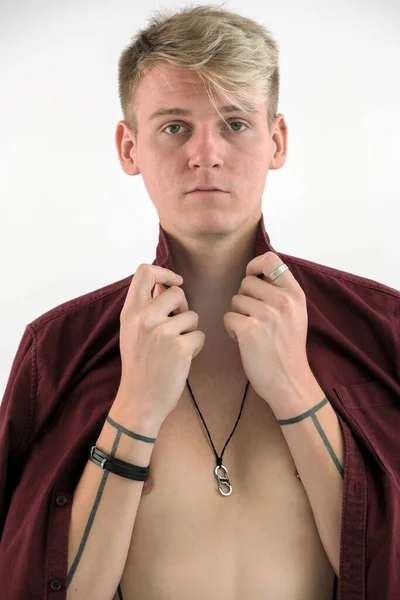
[223,251,314,411]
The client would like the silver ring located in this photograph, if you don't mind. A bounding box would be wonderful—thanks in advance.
[268,263,289,282]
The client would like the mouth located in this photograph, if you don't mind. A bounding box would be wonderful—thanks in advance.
[188,188,227,194]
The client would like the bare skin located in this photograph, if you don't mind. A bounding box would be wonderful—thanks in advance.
[110,344,336,600]
[115,63,288,343]
[112,64,336,599]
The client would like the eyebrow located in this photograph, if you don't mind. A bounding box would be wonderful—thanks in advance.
[148,104,258,121]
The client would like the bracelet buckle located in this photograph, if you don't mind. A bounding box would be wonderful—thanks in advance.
[90,445,107,469]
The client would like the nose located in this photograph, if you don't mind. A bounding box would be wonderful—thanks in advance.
[187,127,224,170]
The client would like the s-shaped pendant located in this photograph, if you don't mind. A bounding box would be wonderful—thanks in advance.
[215,463,232,496]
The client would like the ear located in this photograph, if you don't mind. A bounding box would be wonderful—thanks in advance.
[115,120,141,176]
[268,114,288,171]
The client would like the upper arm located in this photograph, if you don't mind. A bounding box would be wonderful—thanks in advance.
[0,326,35,539]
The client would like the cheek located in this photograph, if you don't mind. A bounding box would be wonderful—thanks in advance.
[142,160,180,201]
[140,149,167,179]
[250,158,270,188]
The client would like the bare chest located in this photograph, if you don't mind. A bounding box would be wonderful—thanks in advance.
[117,366,336,600]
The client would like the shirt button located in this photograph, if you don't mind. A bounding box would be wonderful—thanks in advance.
[50,579,62,590]
[56,495,68,506]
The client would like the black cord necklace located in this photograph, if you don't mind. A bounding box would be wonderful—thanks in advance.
[186,377,251,496]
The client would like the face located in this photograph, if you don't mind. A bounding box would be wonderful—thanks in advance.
[115,64,287,237]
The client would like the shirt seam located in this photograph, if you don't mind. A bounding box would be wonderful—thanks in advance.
[13,324,38,457]
[279,253,400,300]
[28,279,131,335]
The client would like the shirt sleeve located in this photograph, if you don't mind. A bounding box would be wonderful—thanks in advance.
[0,326,35,541]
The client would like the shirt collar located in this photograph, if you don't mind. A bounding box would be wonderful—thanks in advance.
[152,212,278,272]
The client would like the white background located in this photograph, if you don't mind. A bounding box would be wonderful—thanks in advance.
[1,0,399,399]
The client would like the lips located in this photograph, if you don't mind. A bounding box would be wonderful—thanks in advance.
[189,187,225,192]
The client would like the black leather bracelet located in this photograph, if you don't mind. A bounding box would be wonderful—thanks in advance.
[88,445,150,481]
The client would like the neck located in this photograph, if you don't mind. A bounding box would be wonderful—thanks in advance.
[160,211,261,347]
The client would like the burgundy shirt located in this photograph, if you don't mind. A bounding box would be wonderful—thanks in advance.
[1,213,399,600]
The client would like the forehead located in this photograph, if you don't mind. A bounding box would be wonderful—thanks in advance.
[136,64,262,118]
[139,64,216,98]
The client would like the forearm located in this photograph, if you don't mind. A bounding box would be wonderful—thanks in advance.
[273,376,344,577]
[67,394,160,600]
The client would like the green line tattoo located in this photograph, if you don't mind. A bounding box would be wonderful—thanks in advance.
[67,417,155,588]
[67,430,121,588]
[277,397,344,479]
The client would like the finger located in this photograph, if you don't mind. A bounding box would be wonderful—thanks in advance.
[246,253,292,288]
[126,264,183,310]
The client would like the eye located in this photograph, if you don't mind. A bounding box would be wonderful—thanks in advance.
[228,121,248,133]
[162,121,248,135]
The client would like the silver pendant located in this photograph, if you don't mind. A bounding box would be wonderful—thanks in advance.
[215,464,232,496]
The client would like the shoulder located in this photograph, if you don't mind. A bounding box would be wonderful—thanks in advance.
[11,273,137,450]
[29,273,134,335]
[277,251,399,318]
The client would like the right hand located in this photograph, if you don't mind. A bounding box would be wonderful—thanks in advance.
[117,264,206,428]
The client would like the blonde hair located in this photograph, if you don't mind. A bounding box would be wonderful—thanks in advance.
[118,3,280,138]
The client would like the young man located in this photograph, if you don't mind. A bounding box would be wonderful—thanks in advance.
[110,62,342,600]
[1,5,399,600]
